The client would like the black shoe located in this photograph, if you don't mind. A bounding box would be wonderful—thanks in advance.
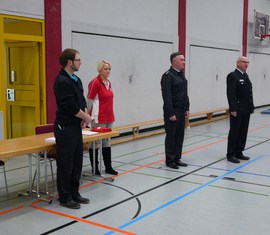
[175,159,188,167]
[105,168,118,175]
[72,196,90,204]
[236,155,250,160]
[166,162,179,169]
[92,168,101,175]
[60,200,81,209]
[227,156,240,163]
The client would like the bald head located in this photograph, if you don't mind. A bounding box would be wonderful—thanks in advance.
[236,56,249,73]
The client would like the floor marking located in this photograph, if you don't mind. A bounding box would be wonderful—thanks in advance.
[210,185,269,196]
[249,123,270,132]
[0,205,24,215]
[31,205,137,235]
[197,164,270,178]
[104,155,264,235]
[28,123,270,233]
[182,138,226,154]
[42,158,226,234]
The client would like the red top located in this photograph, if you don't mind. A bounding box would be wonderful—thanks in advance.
[87,75,115,123]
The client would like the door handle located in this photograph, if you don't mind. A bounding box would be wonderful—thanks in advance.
[11,70,15,83]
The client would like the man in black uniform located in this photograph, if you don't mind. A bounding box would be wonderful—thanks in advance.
[54,48,92,209]
[226,56,254,163]
[161,52,190,169]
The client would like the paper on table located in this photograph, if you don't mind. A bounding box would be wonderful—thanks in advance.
[45,137,56,143]
[82,130,99,136]
[44,131,98,143]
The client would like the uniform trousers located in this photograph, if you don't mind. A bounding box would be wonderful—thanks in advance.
[54,123,83,203]
[227,113,250,157]
[164,110,186,164]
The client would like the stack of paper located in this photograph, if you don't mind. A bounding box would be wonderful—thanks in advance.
[45,137,56,143]
[82,130,99,136]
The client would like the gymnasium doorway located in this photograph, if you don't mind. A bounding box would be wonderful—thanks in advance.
[0,15,46,139]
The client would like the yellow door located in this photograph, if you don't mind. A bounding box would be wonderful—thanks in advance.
[5,42,40,138]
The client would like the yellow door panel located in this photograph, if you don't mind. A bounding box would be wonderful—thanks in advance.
[14,90,37,101]
[8,105,36,138]
[6,42,40,138]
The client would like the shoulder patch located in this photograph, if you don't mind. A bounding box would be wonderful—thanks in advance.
[164,70,170,76]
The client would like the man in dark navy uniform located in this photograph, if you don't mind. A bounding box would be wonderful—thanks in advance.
[226,56,254,163]
[161,52,190,169]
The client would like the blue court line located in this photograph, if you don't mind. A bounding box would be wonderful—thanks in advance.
[104,155,264,235]
[190,164,270,178]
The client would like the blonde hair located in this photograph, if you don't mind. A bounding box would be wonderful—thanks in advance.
[97,60,111,73]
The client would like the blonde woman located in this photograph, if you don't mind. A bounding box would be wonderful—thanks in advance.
[87,60,118,175]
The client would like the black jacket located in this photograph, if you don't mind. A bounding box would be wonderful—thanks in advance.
[54,68,87,126]
[226,69,254,114]
[161,67,189,117]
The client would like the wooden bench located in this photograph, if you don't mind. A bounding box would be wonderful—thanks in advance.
[112,119,164,145]
[111,107,229,145]
[186,107,229,127]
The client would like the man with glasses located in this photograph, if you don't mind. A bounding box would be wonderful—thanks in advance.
[54,48,91,209]
[226,56,254,163]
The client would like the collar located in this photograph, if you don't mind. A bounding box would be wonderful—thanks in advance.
[70,73,78,82]
[236,68,245,74]
[172,67,181,73]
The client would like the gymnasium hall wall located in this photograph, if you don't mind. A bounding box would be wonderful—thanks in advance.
[185,0,270,111]
[61,0,270,126]
[1,0,270,126]
[61,0,179,126]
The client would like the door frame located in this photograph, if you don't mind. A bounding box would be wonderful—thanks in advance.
[0,14,46,139]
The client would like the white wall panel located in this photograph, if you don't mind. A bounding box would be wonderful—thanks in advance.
[62,0,178,36]
[187,0,243,47]
[61,0,179,126]
[249,53,270,107]
[0,0,44,18]
[72,32,174,126]
[189,46,240,112]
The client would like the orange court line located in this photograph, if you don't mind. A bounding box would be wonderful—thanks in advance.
[82,138,228,188]
[182,138,226,155]
[81,159,164,189]
[249,123,270,132]
[30,205,137,235]
[36,122,270,205]
[0,205,25,215]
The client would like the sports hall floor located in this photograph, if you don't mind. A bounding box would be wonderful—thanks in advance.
[0,106,270,235]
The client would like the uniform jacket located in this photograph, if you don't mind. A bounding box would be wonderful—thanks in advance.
[54,68,87,126]
[226,69,254,114]
[161,67,190,117]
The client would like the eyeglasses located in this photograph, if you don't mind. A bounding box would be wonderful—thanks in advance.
[73,59,81,62]
[240,61,249,64]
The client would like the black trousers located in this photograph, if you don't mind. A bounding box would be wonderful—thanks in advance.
[54,123,83,203]
[164,111,186,164]
[227,113,250,157]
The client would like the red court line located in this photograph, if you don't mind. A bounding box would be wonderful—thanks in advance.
[249,123,270,132]
[30,205,137,235]
[36,122,270,200]
[82,138,228,187]
[81,159,164,188]
[0,205,25,215]
[182,138,226,155]
[43,122,270,191]
[82,122,270,185]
